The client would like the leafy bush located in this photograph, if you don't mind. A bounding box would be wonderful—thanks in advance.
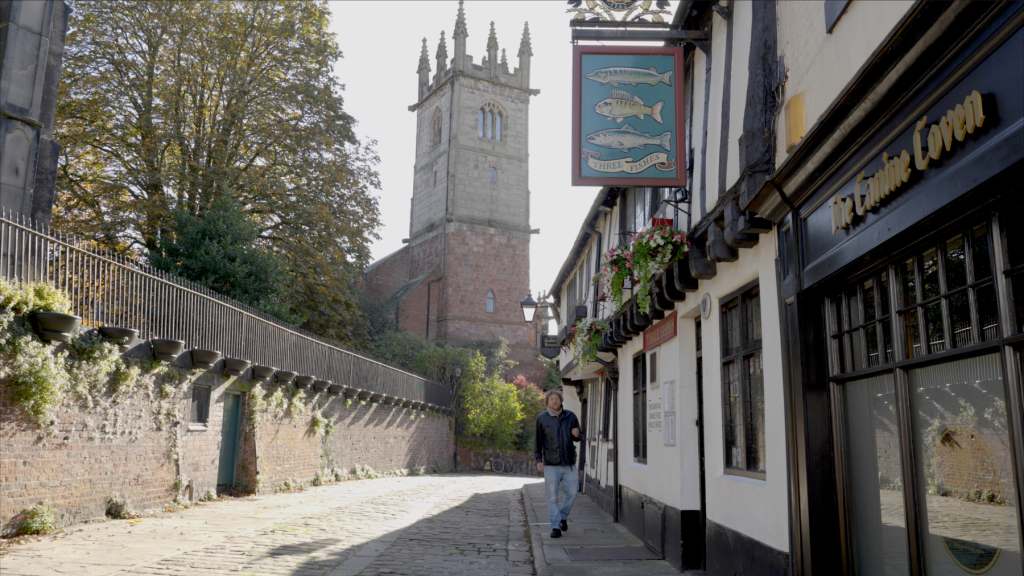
[459,352,524,450]
[512,375,546,451]
[105,496,137,519]
[0,279,72,315]
[4,333,69,426]
[14,503,57,536]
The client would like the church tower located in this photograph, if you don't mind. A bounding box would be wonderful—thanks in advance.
[366,1,540,378]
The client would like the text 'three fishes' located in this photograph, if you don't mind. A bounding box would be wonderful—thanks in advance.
[595,90,664,124]
[586,66,673,87]
[586,125,672,151]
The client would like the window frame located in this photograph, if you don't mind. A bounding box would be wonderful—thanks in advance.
[190,384,212,427]
[632,352,648,464]
[485,288,496,314]
[720,281,765,478]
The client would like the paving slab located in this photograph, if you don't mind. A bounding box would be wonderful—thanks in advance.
[522,480,680,576]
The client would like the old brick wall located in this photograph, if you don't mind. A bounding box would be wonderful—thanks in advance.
[250,393,453,491]
[456,445,540,478]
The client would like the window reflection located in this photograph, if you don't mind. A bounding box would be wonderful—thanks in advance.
[911,354,1022,575]
[844,373,910,576]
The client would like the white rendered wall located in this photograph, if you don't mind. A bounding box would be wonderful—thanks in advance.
[725,0,752,190]
[697,231,789,552]
[775,0,914,165]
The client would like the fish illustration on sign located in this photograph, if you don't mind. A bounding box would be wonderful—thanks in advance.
[595,90,664,124]
[586,66,672,87]
[586,124,671,151]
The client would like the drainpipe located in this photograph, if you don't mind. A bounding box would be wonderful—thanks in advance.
[609,370,620,522]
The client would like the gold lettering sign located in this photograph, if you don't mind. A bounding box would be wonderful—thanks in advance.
[831,90,987,234]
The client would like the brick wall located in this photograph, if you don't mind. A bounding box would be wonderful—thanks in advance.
[1,357,455,533]
[250,393,453,491]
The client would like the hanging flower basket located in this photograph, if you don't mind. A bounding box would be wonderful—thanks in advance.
[328,383,344,395]
[29,311,81,343]
[252,365,276,382]
[189,349,222,370]
[572,316,609,365]
[312,379,331,393]
[150,338,185,362]
[293,375,315,389]
[274,370,296,385]
[98,326,138,348]
[223,358,252,377]
[628,225,688,315]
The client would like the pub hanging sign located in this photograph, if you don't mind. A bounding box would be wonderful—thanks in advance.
[572,45,686,187]
[831,89,989,234]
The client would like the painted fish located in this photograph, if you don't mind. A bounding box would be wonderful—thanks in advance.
[586,124,671,151]
[594,90,664,124]
[586,66,672,87]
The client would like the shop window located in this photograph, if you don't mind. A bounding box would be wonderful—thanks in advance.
[632,352,647,463]
[829,271,893,373]
[1002,214,1024,332]
[909,354,1021,575]
[191,385,211,426]
[485,289,495,314]
[896,224,997,359]
[721,284,764,476]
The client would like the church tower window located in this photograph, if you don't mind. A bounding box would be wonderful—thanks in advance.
[431,108,443,147]
[485,289,496,313]
[478,103,505,141]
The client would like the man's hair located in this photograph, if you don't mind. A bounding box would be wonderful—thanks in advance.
[544,389,564,403]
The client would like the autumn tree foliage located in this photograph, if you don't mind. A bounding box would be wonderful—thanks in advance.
[55,1,380,345]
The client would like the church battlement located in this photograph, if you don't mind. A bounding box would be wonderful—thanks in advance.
[411,1,534,111]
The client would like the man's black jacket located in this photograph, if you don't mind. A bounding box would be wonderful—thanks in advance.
[534,409,581,466]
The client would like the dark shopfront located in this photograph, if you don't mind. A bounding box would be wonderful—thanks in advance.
[772,4,1024,576]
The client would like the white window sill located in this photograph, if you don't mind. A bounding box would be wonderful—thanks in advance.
[188,423,209,432]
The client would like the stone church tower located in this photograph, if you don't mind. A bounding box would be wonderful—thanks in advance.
[365,2,542,380]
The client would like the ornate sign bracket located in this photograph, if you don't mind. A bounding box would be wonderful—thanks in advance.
[568,1,707,45]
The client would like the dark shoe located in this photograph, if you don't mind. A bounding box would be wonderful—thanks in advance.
[550,528,562,538]
[560,519,568,532]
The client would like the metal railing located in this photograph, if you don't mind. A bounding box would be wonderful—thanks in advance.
[0,210,450,408]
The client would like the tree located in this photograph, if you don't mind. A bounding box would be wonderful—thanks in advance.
[512,374,545,451]
[150,197,295,320]
[459,352,525,450]
[54,1,380,345]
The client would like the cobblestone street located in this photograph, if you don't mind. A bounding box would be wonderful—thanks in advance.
[0,475,536,576]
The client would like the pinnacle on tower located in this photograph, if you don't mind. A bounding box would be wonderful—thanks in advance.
[435,30,448,83]
[454,0,468,40]
[500,48,509,74]
[417,37,431,98]
[518,22,532,58]
[453,0,468,71]
[417,37,430,74]
[487,21,499,76]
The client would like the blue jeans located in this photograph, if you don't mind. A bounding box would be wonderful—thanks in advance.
[543,465,578,529]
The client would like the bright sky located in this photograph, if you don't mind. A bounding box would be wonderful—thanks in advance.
[330,0,601,296]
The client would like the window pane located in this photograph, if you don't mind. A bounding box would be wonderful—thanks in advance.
[832,298,845,335]
[485,110,493,138]
[849,328,864,371]
[924,301,945,354]
[910,354,1022,576]
[847,287,862,328]
[745,352,765,473]
[863,279,876,322]
[866,323,880,367]
[832,335,846,374]
[1013,275,1024,334]
[903,310,922,359]
[901,259,917,306]
[478,110,484,138]
[879,272,891,317]
[948,291,973,349]
[746,290,762,342]
[495,113,502,140]
[975,283,999,341]
[972,224,992,280]
[724,360,741,469]
[922,249,940,301]
[843,373,910,576]
[1006,214,1024,268]
[944,235,967,290]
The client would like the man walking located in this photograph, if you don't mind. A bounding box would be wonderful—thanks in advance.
[534,389,581,538]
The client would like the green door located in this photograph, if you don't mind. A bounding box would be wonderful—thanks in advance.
[217,393,241,491]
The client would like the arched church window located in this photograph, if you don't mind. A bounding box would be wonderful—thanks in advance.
[485,110,493,139]
[477,109,485,138]
[431,108,443,147]
[495,112,502,141]
[485,289,496,313]
[478,103,506,142]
